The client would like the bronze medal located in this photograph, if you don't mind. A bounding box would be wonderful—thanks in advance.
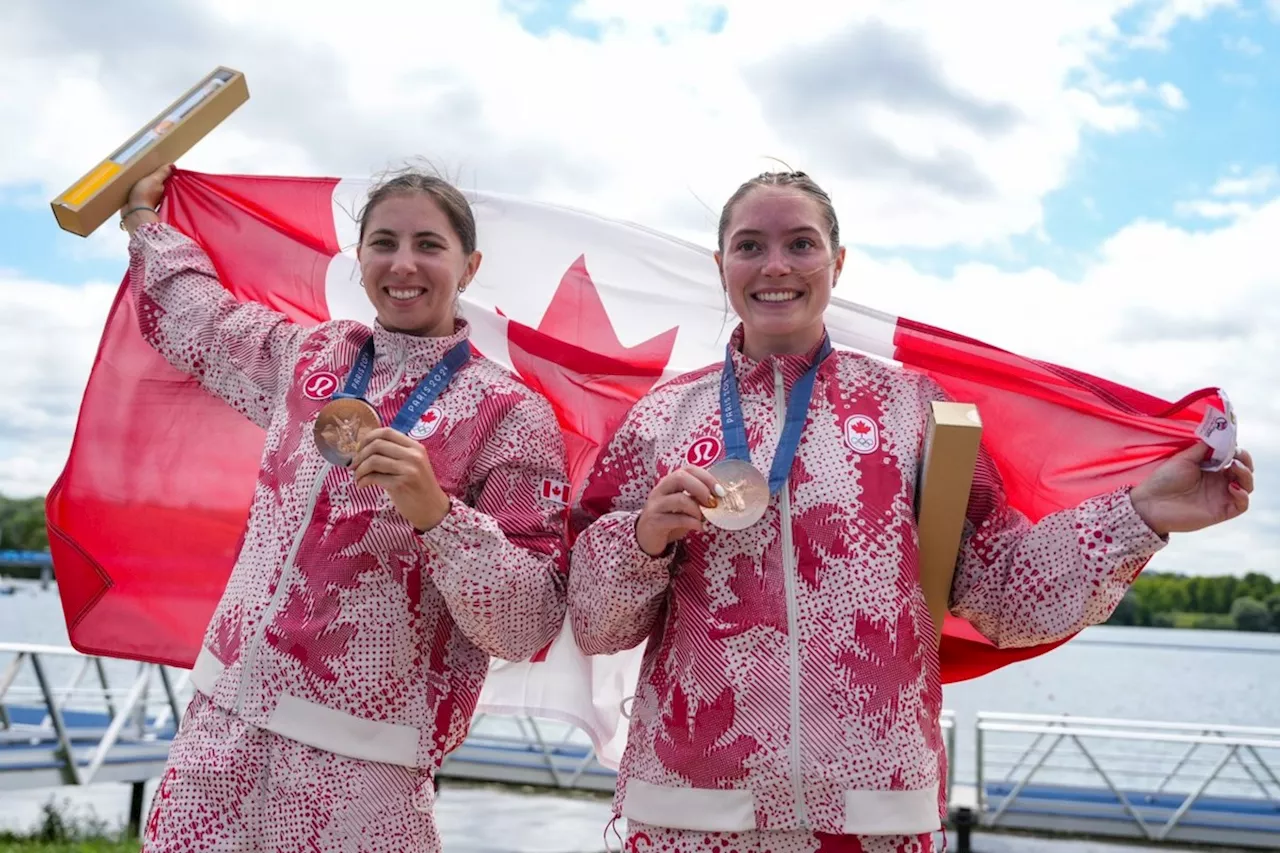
[314,398,381,467]
[702,459,769,530]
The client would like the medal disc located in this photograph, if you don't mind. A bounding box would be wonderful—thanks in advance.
[314,398,381,467]
[702,459,769,530]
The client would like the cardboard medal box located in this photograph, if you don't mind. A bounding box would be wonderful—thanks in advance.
[51,66,249,237]
[916,401,983,645]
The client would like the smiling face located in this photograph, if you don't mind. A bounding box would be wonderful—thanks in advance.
[715,185,845,361]
[356,191,482,337]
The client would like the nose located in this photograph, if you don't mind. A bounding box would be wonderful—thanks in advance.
[390,247,416,276]
[761,246,791,277]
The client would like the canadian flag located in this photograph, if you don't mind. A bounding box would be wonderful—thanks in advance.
[46,170,1235,768]
[541,478,572,506]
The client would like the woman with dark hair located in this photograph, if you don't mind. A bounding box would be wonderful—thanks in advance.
[569,170,1253,853]
[122,163,570,852]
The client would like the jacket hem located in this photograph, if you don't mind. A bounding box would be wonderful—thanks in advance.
[267,692,422,768]
[842,785,943,834]
[621,779,756,831]
[190,645,225,694]
[618,779,943,834]
[188,644,423,769]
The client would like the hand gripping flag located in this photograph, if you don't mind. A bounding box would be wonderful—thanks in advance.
[46,169,1236,767]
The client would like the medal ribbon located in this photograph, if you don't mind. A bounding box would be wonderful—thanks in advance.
[719,335,833,495]
[333,336,472,433]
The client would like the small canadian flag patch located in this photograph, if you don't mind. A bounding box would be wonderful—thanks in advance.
[541,478,572,506]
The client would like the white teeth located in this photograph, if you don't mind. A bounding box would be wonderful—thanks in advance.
[754,291,801,303]
[388,288,424,299]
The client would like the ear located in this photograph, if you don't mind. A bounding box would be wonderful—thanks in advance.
[713,250,726,289]
[459,250,483,289]
[832,245,847,287]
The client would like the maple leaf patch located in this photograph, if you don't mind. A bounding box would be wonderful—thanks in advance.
[844,414,880,453]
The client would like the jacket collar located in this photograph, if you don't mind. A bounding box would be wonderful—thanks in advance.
[371,317,472,378]
[725,323,833,393]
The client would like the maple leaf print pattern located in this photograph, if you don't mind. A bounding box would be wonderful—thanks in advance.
[655,683,757,788]
[570,324,1165,839]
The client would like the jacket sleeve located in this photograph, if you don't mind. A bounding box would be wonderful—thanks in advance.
[420,391,569,662]
[128,221,306,429]
[919,377,1168,648]
[567,401,675,656]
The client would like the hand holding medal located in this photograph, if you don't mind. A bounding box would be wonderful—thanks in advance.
[312,335,471,532]
[635,465,727,557]
[350,428,452,531]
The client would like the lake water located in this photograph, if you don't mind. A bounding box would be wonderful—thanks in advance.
[2,578,1277,851]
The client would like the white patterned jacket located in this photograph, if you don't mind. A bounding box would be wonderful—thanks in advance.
[568,324,1164,837]
[129,222,569,772]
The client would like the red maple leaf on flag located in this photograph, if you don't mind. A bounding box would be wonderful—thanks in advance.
[499,255,679,494]
[851,420,871,435]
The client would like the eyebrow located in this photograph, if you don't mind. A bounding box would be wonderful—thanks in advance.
[368,228,447,240]
[731,225,821,238]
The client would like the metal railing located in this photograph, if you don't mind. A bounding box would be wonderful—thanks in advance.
[976,711,1280,848]
[1,641,958,798]
[8,641,1276,848]
[0,642,191,788]
[446,708,958,796]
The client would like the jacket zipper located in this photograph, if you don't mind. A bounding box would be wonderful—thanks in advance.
[233,353,408,715]
[774,364,809,828]
[234,466,327,715]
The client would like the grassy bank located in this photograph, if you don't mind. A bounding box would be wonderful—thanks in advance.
[0,801,132,853]
[0,842,135,852]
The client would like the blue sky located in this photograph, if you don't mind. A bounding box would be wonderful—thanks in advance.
[865,2,1280,278]
[1046,6,1280,245]
[0,183,126,285]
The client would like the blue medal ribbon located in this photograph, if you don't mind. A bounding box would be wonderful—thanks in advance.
[332,336,471,433]
[718,335,833,495]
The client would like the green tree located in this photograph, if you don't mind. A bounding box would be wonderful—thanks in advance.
[1265,593,1280,632]
[1185,575,1206,613]
[1108,589,1139,625]
[0,494,49,551]
[1239,572,1275,602]
[1212,576,1240,614]
[1230,596,1272,633]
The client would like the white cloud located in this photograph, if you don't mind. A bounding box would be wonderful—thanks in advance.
[1130,0,1239,48]
[1174,199,1254,219]
[1087,77,1190,114]
[1222,34,1264,55]
[1211,165,1280,196]
[0,0,1274,577]
[1174,166,1280,220]
[1157,82,1189,109]
[0,273,117,497]
[0,0,1219,252]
